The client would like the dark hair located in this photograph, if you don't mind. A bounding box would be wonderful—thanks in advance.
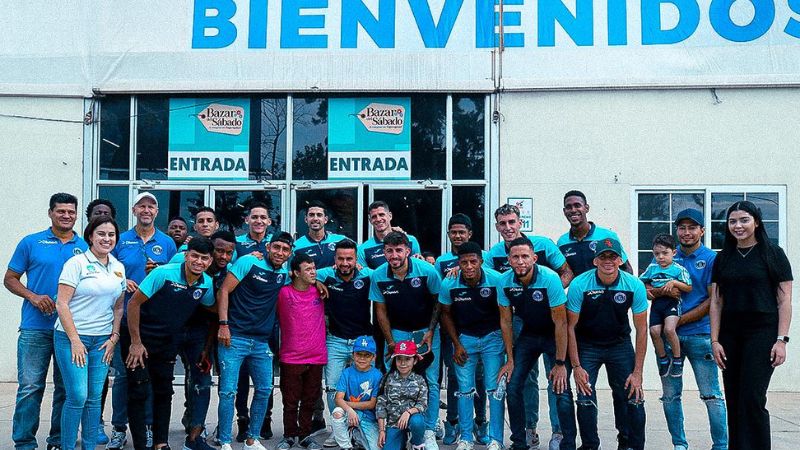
[448,213,472,231]
[210,230,236,245]
[291,252,315,274]
[383,231,410,248]
[187,236,214,255]
[716,201,784,285]
[368,200,390,214]
[169,216,188,226]
[49,193,78,211]
[306,200,327,215]
[508,236,534,251]
[195,206,217,220]
[248,202,270,214]
[563,190,587,204]
[335,239,358,251]
[457,242,483,258]
[83,216,120,247]
[85,198,117,220]
[422,251,436,260]
[652,233,676,250]
[494,203,520,220]
[270,231,294,247]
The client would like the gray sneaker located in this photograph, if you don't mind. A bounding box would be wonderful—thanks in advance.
[107,430,127,449]
[526,429,540,450]
[278,437,298,450]
[300,436,323,450]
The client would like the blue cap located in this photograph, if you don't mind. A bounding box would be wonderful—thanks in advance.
[353,335,377,355]
[675,208,704,226]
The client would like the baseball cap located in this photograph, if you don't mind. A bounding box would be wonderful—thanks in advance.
[594,238,623,257]
[392,340,420,359]
[674,208,704,226]
[133,192,158,207]
[353,335,377,355]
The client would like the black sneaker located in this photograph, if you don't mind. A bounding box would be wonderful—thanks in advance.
[657,355,671,377]
[300,436,323,450]
[311,417,327,436]
[237,416,251,443]
[261,417,274,439]
[46,445,61,450]
[184,435,216,450]
[670,357,684,378]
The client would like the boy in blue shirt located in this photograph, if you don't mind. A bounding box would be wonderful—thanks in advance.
[639,233,692,378]
[330,336,383,450]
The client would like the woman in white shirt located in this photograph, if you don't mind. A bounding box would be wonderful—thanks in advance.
[54,216,126,450]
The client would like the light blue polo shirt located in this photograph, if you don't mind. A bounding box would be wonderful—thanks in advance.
[488,234,566,273]
[674,245,716,336]
[434,250,493,278]
[557,223,629,276]
[357,234,422,270]
[235,233,272,258]
[294,232,348,268]
[8,228,89,330]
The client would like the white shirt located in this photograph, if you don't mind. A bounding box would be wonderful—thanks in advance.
[56,251,126,336]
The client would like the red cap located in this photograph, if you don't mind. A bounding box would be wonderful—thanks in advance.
[393,340,419,358]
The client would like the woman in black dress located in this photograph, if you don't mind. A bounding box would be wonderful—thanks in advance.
[710,200,793,449]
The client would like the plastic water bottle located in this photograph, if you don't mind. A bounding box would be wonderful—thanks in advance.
[493,374,507,401]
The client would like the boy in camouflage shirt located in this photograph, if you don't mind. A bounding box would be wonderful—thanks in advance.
[376,341,428,450]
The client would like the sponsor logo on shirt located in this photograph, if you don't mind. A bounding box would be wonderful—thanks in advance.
[241,241,256,248]
[695,260,707,269]
[86,264,99,274]
[382,285,400,295]
[152,245,163,256]
[252,273,272,283]
[613,292,627,304]
[563,247,577,257]
[169,281,188,290]
[37,239,58,245]
[410,277,421,288]
[121,240,139,245]
[114,271,124,278]
[531,290,544,302]
[354,279,365,289]
[587,289,604,300]
[453,291,472,302]
[329,284,345,292]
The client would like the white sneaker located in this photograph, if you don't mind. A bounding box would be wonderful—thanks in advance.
[548,433,563,450]
[456,440,475,450]
[424,430,439,450]
[244,440,269,450]
[487,440,503,450]
[220,444,233,450]
[526,429,540,450]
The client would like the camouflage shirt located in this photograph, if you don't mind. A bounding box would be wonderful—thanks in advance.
[375,371,428,428]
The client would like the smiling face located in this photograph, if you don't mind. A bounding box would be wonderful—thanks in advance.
[305,206,328,232]
[394,354,416,376]
[448,224,472,249]
[267,241,292,268]
[384,243,410,269]
[353,351,375,371]
[194,211,219,238]
[245,207,271,236]
[132,197,158,227]
[90,222,117,256]
[727,210,758,244]
[676,219,703,248]
[49,202,78,233]
[369,206,392,234]
[335,248,357,277]
[458,253,483,282]
[495,213,522,243]
[563,195,589,226]
[593,251,622,276]
[184,249,213,276]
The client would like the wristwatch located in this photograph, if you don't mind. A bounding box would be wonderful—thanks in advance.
[219,320,229,326]
[777,335,790,343]
[554,359,566,366]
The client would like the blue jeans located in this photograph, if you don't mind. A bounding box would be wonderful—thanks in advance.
[13,329,65,450]
[452,330,505,443]
[508,334,577,450]
[512,316,560,432]
[218,336,274,444]
[177,326,213,429]
[325,335,356,413]
[660,334,728,449]
[389,328,441,431]
[110,344,153,430]
[331,408,380,450]
[383,414,426,450]
[576,341,646,450]
[441,331,487,424]
[53,331,109,450]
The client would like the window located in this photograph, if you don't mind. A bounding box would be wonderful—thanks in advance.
[634,187,786,274]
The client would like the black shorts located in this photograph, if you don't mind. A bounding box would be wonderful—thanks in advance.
[649,297,681,327]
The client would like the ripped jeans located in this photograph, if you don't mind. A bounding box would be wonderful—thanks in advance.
[660,334,728,449]
[576,341,646,450]
[451,329,505,444]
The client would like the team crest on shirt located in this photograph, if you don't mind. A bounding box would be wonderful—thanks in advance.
[613,292,627,304]
[589,241,597,251]
[354,279,365,289]
[480,288,491,298]
[72,247,83,255]
[532,290,544,302]
[152,245,163,256]
[328,242,336,251]
[276,274,284,284]
[410,277,421,288]
[695,260,707,269]
[193,289,203,300]
[86,264,98,274]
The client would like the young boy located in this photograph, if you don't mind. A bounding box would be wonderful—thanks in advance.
[640,233,692,377]
[277,253,327,450]
[330,336,383,450]
[376,341,428,450]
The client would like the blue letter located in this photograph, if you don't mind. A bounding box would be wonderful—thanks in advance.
[341,0,396,48]
[281,0,328,48]
[709,0,774,42]
[787,0,800,37]
[641,0,699,44]
[192,0,237,48]
[476,0,525,47]
[249,0,268,48]
[538,0,594,46]
[607,0,627,45]
[408,0,464,47]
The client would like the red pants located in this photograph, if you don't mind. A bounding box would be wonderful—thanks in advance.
[280,363,324,438]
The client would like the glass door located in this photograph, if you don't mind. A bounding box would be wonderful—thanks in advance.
[368,185,446,256]
[133,186,208,231]
[290,183,363,242]
[210,186,285,236]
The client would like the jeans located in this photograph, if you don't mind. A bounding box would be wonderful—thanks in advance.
[110,344,153,430]
[282,363,324,438]
[218,336,274,444]
[441,331,487,424]
[13,329,65,450]
[512,316,560,432]
[383,414,426,450]
[576,341,646,450]
[235,325,278,425]
[389,328,441,431]
[325,335,356,413]
[508,334,577,450]
[660,334,728,449]
[331,408,380,450]
[53,331,109,450]
[177,325,213,429]
[452,330,505,444]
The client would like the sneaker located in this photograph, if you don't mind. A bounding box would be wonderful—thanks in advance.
[548,433,563,450]
[311,417,328,436]
[220,444,234,450]
[107,430,128,449]
[435,420,445,440]
[300,436,323,450]
[97,423,110,445]
[526,429,540,450]
[46,445,62,450]
[145,425,154,448]
[487,440,503,450]
[183,435,216,450]
[616,433,628,450]
[278,437,298,450]
[262,418,274,440]
[670,358,684,378]
[237,416,251,443]
[323,432,339,448]
[244,440,269,450]
[351,427,366,449]
[474,420,490,445]
[657,355,672,378]
[443,421,459,445]
[210,426,222,446]
[424,430,439,450]
[456,440,475,450]
[440,400,448,410]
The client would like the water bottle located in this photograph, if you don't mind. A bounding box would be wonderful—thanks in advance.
[493,374,507,401]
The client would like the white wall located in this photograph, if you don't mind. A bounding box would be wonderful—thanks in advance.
[498,88,799,390]
[0,97,86,381]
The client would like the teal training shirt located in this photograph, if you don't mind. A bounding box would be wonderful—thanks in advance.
[496,265,566,337]
[557,223,629,276]
[488,234,566,273]
[369,258,441,332]
[639,261,692,289]
[136,263,214,338]
[357,234,422,269]
[434,250,493,278]
[439,268,503,337]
